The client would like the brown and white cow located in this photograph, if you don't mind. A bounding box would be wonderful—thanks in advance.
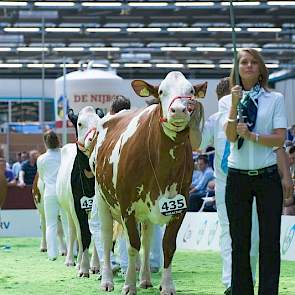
[0,169,7,212]
[93,71,206,294]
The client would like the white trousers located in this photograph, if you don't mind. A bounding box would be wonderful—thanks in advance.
[44,195,59,259]
[215,177,259,288]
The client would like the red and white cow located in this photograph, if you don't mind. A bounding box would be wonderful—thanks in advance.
[56,106,102,276]
[32,173,67,254]
[93,71,206,294]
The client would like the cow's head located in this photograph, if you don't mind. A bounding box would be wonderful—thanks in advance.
[68,106,104,155]
[131,71,207,132]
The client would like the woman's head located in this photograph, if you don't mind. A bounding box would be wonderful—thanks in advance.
[43,130,60,149]
[230,48,269,89]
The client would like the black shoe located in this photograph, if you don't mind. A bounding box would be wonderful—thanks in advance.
[224,287,231,295]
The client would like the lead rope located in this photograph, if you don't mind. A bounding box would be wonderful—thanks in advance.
[147,110,187,195]
[76,146,87,197]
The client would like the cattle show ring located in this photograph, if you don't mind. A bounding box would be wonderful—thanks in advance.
[1,1,295,295]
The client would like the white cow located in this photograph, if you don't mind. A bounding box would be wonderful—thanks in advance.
[56,106,102,276]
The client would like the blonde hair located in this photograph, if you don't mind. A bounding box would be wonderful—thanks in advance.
[230,48,269,90]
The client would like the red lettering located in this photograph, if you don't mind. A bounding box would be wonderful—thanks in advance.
[81,95,88,102]
[74,95,81,102]
[90,95,98,102]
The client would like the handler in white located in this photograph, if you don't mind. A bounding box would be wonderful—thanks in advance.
[37,130,62,260]
[191,78,259,295]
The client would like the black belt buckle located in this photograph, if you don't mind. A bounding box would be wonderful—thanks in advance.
[247,170,259,176]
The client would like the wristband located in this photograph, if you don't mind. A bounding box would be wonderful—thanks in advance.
[227,118,236,123]
[255,133,259,142]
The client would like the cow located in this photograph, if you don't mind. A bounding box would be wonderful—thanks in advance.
[0,168,7,218]
[92,71,207,294]
[32,172,67,254]
[56,106,102,276]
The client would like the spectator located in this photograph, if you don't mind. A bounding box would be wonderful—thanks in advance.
[287,124,295,142]
[18,150,38,187]
[11,152,27,181]
[188,155,214,212]
[225,48,287,295]
[0,157,14,183]
[37,130,61,260]
[287,145,295,178]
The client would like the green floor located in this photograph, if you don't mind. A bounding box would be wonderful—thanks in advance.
[0,238,294,295]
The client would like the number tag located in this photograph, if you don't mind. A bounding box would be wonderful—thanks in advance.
[80,196,94,211]
[159,194,187,216]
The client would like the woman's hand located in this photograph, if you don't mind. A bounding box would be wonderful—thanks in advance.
[237,123,251,139]
[231,85,242,107]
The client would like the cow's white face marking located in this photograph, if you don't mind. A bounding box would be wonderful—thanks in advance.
[159,72,195,136]
[109,106,155,188]
[77,106,101,153]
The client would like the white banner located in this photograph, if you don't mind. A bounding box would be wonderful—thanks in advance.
[177,213,295,261]
[0,209,41,237]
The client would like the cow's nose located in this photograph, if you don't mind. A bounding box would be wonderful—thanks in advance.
[170,105,186,115]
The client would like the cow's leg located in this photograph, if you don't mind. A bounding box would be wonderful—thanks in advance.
[39,211,47,252]
[139,221,153,289]
[65,214,76,267]
[122,213,140,295]
[57,216,67,256]
[90,244,100,274]
[97,196,114,291]
[160,214,185,295]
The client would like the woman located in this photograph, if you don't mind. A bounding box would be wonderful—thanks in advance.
[37,130,61,260]
[225,48,287,295]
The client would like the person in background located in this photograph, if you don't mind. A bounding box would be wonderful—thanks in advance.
[188,155,214,212]
[18,150,38,186]
[224,48,287,295]
[287,124,295,142]
[0,157,15,184]
[37,130,62,261]
[12,152,27,181]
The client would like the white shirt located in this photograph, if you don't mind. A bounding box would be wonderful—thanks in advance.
[220,89,287,170]
[200,111,228,181]
[37,149,61,197]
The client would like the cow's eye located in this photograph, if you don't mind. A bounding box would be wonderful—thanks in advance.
[159,90,163,96]
[190,89,194,95]
[78,122,82,127]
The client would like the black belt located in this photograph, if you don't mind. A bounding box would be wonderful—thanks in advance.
[228,164,277,176]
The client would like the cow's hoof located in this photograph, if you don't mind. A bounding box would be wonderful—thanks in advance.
[122,285,137,295]
[40,248,47,252]
[65,261,76,267]
[101,281,114,292]
[91,266,100,274]
[159,286,176,295]
[61,251,67,256]
[139,280,153,289]
[79,272,90,278]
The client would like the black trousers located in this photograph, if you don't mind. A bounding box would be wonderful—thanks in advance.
[225,167,283,295]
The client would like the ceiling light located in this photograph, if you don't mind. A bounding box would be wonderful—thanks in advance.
[0,1,27,7]
[196,47,227,52]
[156,63,184,68]
[0,63,23,68]
[34,2,75,7]
[53,47,84,52]
[17,47,48,52]
[207,27,241,32]
[267,1,295,5]
[4,27,40,32]
[27,63,55,68]
[128,2,168,7]
[89,47,120,51]
[45,28,81,33]
[167,27,202,32]
[175,2,214,7]
[221,1,260,6]
[187,64,215,68]
[124,63,152,68]
[81,2,122,7]
[86,28,121,33]
[161,47,191,51]
[219,64,233,68]
[59,63,85,68]
[110,63,120,68]
[0,47,12,52]
[247,28,282,32]
[127,28,161,32]
[235,47,262,52]
[266,63,279,68]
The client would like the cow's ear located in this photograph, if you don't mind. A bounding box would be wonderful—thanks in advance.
[131,80,159,99]
[193,82,208,99]
[95,108,104,118]
[67,109,78,126]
